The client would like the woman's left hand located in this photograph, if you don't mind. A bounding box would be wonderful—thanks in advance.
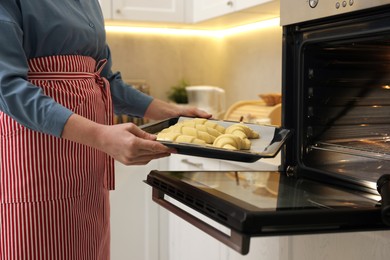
[176,105,212,119]
[144,99,212,120]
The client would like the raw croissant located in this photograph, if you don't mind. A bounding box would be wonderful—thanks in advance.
[182,118,226,134]
[225,124,260,139]
[161,123,215,143]
[157,132,206,145]
[157,119,259,151]
[204,121,226,134]
[194,124,221,137]
[182,118,208,126]
[213,134,251,150]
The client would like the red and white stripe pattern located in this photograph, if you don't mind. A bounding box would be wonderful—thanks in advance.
[0,55,114,259]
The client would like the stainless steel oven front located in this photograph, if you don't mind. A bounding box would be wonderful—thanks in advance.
[280,0,390,25]
[145,1,390,255]
[282,1,390,193]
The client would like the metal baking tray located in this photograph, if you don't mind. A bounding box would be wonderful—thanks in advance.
[140,117,291,162]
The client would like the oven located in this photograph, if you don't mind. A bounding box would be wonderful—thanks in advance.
[144,0,390,255]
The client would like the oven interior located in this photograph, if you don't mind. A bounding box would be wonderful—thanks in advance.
[284,10,390,192]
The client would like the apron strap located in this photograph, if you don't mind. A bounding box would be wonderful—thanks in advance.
[28,59,108,89]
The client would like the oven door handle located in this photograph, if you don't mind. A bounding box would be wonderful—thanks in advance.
[377,174,390,226]
[151,188,250,255]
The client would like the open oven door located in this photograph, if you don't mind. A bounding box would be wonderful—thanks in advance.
[145,170,390,255]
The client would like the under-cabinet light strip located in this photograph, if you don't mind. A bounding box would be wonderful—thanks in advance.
[105,17,280,37]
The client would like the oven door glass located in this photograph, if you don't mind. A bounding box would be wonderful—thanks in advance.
[146,170,388,254]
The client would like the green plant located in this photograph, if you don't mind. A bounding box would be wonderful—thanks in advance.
[167,79,189,104]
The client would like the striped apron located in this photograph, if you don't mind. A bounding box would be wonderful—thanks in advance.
[0,55,114,260]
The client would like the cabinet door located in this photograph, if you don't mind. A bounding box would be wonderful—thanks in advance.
[189,0,274,23]
[113,0,185,22]
[98,0,112,19]
[190,0,235,23]
[283,232,390,260]
[168,198,229,260]
[234,0,273,11]
[110,159,169,260]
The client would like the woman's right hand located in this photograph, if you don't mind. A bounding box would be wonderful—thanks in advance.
[95,122,176,165]
[62,114,175,165]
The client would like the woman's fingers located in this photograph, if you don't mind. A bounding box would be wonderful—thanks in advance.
[124,123,158,140]
[107,123,176,165]
[179,106,212,119]
[119,152,172,166]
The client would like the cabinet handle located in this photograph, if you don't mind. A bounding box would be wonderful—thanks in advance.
[116,9,121,14]
[227,1,234,7]
[181,159,203,168]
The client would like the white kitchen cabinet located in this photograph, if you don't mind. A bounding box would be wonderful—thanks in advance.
[281,232,390,260]
[98,0,112,19]
[187,0,274,23]
[187,0,235,23]
[110,158,170,260]
[112,0,185,23]
[235,0,274,10]
[102,0,275,23]
[168,201,230,260]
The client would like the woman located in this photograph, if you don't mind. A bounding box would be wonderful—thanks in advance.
[0,1,210,259]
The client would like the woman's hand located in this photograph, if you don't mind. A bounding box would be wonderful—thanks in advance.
[62,97,213,165]
[176,105,212,119]
[144,99,212,120]
[95,123,175,165]
[62,114,175,165]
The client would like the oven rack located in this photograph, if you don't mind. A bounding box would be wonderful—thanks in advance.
[312,139,390,161]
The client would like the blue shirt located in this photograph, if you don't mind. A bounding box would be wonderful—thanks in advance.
[0,0,153,137]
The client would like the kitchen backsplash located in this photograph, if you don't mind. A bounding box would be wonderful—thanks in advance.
[106,24,282,110]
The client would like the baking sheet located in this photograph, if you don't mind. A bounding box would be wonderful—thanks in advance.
[140,117,291,162]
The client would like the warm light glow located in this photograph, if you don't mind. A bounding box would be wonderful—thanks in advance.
[105,18,280,38]
[105,25,217,37]
[383,85,390,90]
[218,18,280,37]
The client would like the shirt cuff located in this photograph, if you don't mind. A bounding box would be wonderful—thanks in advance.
[42,103,74,138]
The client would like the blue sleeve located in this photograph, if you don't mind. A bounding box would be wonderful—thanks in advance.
[0,1,152,138]
[0,18,73,137]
